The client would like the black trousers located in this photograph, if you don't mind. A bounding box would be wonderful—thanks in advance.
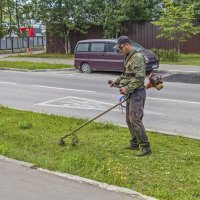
[126,89,150,149]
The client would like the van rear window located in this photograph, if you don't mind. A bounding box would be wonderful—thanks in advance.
[76,43,89,52]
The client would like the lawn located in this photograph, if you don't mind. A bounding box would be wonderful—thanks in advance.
[7,52,200,67]
[161,53,200,66]
[0,106,199,200]
[0,61,73,70]
[10,53,74,59]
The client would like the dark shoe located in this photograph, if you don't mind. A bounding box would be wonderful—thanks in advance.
[135,148,151,156]
[124,140,139,150]
[124,145,139,150]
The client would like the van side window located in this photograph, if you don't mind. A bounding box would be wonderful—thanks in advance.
[107,43,116,52]
[91,43,105,52]
[76,43,89,52]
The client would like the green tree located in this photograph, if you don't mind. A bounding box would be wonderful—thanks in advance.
[100,0,163,38]
[101,0,127,38]
[122,0,163,21]
[32,0,101,53]
[0,0,28,37]
[15,0,24,36]
[173,0,200,20]
[6,0,15,36]
[0,0,7,37]
[152,0,200,52]
[8,0,165,50]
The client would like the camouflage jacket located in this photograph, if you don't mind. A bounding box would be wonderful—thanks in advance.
[115,49,146,93]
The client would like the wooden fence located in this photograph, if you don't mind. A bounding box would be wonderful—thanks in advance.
[47,21,200,54]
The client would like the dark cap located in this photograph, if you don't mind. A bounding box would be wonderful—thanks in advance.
[114,36,131,48]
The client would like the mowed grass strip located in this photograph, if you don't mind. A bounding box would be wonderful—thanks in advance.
[0,106,199,200]
[9,53,74,59]
[9,52,200,66]
[0,61,73,70]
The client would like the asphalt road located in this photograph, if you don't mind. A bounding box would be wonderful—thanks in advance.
[0,69,200,139]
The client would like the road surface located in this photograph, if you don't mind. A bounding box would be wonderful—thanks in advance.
[0,69,199,139]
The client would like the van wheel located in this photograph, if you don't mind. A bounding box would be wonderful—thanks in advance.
[80,63,92,73]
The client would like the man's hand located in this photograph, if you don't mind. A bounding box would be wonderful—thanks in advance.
[146,82,154,89]
[119,87,128,95]
[108,80,116,87]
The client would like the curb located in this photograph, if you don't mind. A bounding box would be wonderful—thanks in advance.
[0,155,157,200]
[0,67,75,72]
[0,67,200,75]
[154,69,200,75]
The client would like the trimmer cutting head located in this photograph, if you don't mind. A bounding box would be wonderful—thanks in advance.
[58,138,66,146]
[58,134,79,146]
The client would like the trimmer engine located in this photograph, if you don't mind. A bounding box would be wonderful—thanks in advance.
[146,72,163,90]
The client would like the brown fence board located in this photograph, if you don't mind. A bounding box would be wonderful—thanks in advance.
[47,21,200,54]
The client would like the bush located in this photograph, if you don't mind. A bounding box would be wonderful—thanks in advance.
[151,48,179,61]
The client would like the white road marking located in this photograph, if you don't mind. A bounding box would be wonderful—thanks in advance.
[147,97,200,105]
[0,81,17,85]
[36,96,166,115]
[2,81,198,106]
[66,73,80,76]
[56,71,81,76]
[36,96,116,111]
[167,70,199,73]
[0,81,95,93]
[145,110,166,115]
[57,73,80,76]
[31,85,96,93]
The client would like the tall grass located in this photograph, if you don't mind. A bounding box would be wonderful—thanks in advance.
[0,106,199,200]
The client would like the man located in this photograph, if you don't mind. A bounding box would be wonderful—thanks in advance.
[110,36,151,156]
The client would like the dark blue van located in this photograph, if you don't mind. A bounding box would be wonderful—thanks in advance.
[74,39,159,73]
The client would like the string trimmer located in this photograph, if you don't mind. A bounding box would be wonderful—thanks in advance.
[58,94,129,146]
[58,72,163,146]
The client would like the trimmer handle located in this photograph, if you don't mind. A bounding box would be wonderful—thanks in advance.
[108,80,123,88]
[108,80,112,84]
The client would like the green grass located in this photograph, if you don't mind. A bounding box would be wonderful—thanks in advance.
[0,106,199,200]
[161,53,200,66]
[11,53,74,59]
[0,61,74,70]
[9,52,200,66]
